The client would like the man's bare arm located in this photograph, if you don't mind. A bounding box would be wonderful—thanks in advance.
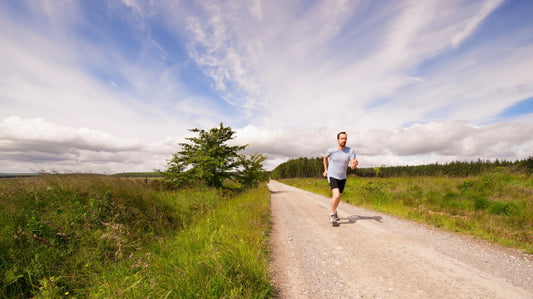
[323,156,329,177]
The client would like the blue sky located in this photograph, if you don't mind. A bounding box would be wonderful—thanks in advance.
[1,0,532,173]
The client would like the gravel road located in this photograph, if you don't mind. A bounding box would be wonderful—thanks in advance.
[268,180,533,298]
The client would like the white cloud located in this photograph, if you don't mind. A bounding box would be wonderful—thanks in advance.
[0,1,200,141]
[0,116,176,173]
[1,116,140,151]
[358,121,533,158]
[235,120,533,169]
[450,0,504,48]
[186,0,509,131]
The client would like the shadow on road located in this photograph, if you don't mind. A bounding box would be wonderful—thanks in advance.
[336,215,383,225]
[269,190,285,194]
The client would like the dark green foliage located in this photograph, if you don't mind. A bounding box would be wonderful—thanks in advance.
[473,196,490,210]
[111,172,164,178]
[354,159,516,177]
[518,156,533,175]
[489,201,520,216]
[270,157,323,179]
[235,154,269,189]
[271,157,533,179]
[163,123,267,189]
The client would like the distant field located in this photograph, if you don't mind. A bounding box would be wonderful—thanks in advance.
[280,171,533,254]
[0,173,40,178]
[111,172,165,177]
[0,172,163,179]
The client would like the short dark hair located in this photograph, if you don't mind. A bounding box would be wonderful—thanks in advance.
[337,131,347,139]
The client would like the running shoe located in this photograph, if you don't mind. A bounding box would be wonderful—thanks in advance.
[330,213,338,224]
[333,211,340,221]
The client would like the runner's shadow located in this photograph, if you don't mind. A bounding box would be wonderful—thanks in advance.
[337,215,383,225]
[269,190,285,194]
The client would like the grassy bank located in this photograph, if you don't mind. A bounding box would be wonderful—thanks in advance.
[1,175,272,298]
[280,170,533,254]
[87,185,272,298]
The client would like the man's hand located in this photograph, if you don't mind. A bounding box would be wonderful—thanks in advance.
[323,156,329,178]
[349,159,358,170]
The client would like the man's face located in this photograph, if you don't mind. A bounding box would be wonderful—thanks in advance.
[337,134,347,148]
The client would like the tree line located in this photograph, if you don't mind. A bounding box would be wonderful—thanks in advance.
[270,156,533,179]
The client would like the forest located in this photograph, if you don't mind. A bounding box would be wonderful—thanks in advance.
[270,156,533,179]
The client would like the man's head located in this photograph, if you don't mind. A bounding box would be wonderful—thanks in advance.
[337,132,347,149]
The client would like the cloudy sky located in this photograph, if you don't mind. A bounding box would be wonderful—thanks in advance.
[1,0,532,173]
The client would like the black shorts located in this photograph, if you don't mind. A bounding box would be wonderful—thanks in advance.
[328,177,347,193]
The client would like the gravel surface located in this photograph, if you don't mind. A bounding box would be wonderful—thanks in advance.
[268,180,533,298]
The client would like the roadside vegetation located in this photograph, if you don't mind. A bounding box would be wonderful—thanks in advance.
[0,174,272,298]
[88,182,272,298]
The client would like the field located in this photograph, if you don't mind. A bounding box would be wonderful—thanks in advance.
[0,175,272,298]
[280,170,533,254]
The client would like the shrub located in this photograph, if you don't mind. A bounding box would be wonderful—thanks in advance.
[474,196,490,210]
[489,201,519,216]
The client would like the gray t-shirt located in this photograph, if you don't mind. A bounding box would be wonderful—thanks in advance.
[325,147,356,180]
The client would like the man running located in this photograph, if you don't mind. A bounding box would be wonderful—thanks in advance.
[323,132,358,225]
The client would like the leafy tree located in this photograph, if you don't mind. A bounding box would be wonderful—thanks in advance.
[235,153,268,188]
[164,123,267,188]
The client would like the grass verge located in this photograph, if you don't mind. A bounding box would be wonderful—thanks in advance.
[1,175,272,298]
[88,184,273,298]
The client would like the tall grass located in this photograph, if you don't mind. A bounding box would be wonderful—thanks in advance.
[1,175,272,298]
[88,185,273,298]
[280,169,533,254]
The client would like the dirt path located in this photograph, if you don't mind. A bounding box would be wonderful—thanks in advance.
[268,180,533,298]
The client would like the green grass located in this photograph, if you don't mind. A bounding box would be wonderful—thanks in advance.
[280,170,533,254]
[88,185,272,298]
[1,175,272,298]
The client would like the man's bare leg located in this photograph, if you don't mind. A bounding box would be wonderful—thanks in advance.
[330,188,341,214]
